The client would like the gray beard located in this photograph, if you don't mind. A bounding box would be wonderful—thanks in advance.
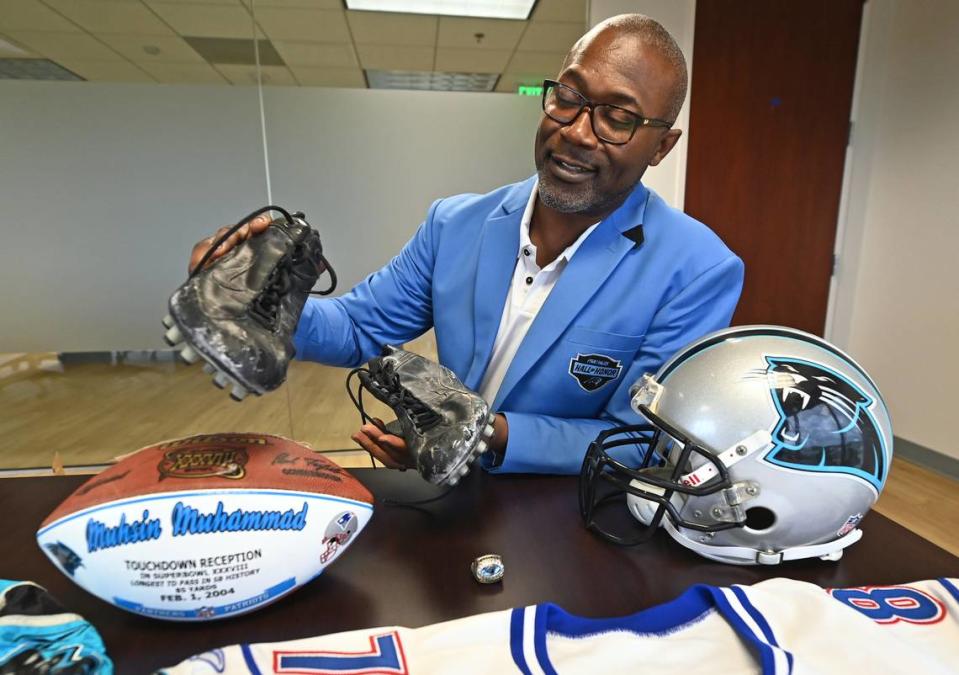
[536,166,632,215]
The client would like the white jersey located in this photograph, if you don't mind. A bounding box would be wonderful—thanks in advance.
[161,577,959,674]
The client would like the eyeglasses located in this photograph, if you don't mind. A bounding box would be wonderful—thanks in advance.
[541,79,673,145]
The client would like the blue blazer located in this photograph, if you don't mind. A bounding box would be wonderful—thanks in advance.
[294,177,744,474]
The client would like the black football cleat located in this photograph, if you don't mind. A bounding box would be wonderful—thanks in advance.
[163,206,336,400]
[348,346,495,486]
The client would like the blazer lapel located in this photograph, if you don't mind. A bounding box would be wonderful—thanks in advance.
[492,184,650,408]
[463,178,533,389]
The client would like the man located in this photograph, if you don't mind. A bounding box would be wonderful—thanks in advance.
[190,14,744,475]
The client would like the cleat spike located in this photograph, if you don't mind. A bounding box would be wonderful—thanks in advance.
[180,345,200,364]
[230,384,247,401]
[202,363,215,375]
[476,440,488,455]
[482,424,494,438]
[213,372,230,389]
[448,475,460,486]
[164,325,183,346]
[459,464,470,477]
[162,314,175,329]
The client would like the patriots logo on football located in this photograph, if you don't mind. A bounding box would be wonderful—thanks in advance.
[760,357,887,491]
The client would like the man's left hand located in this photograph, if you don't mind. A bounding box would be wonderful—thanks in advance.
[351,418,415,470]
[351,414,509,470]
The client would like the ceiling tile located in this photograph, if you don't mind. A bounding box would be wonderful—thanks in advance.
[530,0,586,24]
[151,0,239,4]
[146,2,261,39]
[95,33,204,63]
[273,40,356,67]
[289,65,365,87]
[355,43,432,71]
[516,21,582,52]
[0,0,82,32]
[138,61,229,84]
[506,50,565,75]
[57,59,155,82]
[254,8,349,42]
[434,47,510,73]
[437,17,524,50]
[43,0,174,36]
[7,31,123,61]
[346,11,436,46]
[243,0,341,7]
[0,33,37,57]
[214,63,296,85]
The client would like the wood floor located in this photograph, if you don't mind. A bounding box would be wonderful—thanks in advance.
[3,340,957,558]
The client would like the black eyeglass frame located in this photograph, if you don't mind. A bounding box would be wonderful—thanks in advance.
[542,79,673,145]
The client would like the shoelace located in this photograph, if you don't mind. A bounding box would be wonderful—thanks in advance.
[248,243,305,328]
[346,359,462,506]
[189,206,338,326]
[346,363,443,435]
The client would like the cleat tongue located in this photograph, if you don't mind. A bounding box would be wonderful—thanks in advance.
[179,345,200,364]
[164,325,183,346]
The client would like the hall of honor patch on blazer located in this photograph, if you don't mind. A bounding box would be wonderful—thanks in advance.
[569,353,623,392]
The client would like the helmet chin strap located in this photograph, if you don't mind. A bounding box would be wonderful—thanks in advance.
[663,518,864,565]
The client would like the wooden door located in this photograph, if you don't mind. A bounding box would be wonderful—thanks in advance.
[684,0,863,335]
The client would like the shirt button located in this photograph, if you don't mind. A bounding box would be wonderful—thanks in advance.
[523,248,530,256]
[525,276,533,285]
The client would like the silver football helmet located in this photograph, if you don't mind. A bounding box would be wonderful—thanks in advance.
[579,325,894,565]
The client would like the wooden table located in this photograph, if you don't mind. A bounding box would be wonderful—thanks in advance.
[4,468,957,673]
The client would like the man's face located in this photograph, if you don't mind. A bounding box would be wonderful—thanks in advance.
[535,29,682,217]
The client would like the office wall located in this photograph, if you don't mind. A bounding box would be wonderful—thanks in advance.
[0,82,542,352]
[831,0,959,460]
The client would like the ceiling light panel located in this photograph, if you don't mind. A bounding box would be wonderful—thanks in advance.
[346,1,535,21]
[366,68,498,92]
[184,37,285,66]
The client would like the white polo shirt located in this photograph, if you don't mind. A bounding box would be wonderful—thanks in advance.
[478,184,599,404]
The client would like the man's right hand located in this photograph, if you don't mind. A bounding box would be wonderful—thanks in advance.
[188,213,274,274]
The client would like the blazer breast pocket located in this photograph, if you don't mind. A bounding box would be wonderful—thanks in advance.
[563,326,644,394]
[564,325,645,353]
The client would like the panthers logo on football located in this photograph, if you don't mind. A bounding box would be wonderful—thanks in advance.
[761,357,887,491]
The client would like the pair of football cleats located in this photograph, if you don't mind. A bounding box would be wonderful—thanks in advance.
[163,207,492,487]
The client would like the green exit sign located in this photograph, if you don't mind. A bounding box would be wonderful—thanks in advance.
[517,85,543,96]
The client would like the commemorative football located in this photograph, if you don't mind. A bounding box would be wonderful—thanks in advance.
[37,433,373,621]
